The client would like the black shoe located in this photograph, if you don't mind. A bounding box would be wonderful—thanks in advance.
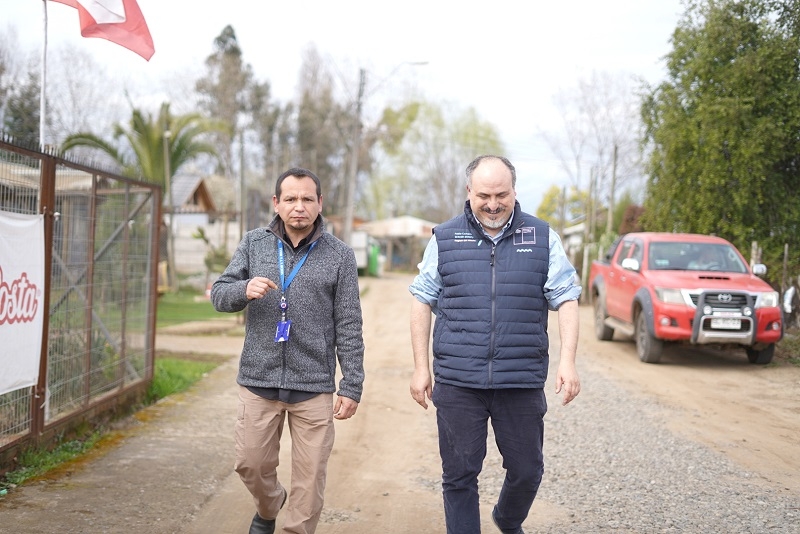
[491,506,525,534]
[249,488,287,534]
[248,513,276,534]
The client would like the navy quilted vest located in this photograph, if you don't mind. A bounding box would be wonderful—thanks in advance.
[433,201,550,389]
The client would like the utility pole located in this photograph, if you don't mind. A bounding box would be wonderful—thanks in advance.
[589,167,597,243]
[239,127,246,241]
[341,68,366,247]
[606,144,618,235]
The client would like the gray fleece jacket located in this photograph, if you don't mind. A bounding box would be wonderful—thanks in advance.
[210,216,365,402]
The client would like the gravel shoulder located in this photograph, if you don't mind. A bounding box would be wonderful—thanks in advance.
[0,273,798,533]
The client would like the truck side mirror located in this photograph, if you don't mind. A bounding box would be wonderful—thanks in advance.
[621,258,640,272]
[752,263,767,276]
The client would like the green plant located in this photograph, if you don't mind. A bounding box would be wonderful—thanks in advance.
[192,226,231,287]
[2,432,102,489]
[777,332,800,367]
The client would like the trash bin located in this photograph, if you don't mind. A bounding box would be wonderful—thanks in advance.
[368,244,381,277]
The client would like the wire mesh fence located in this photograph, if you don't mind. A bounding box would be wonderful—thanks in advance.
[0,138,160,459]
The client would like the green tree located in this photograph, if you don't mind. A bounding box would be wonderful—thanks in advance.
[0,32,12,125]
[294,46,350,215]
[536,185,590,230]
[544,71,643,243]
[358,101,421,220]
[290,48,424,222]
[248,78,283,211]
[641,0,800,280]
[0,26,28,133]
[195,25,253,180]
[3,68,42,148]
[372,101,503,223]
[536,185,564,229]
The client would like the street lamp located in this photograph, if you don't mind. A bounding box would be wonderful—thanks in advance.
[340,61,428,248]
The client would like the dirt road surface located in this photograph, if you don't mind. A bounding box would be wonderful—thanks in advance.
[1,272,798,533]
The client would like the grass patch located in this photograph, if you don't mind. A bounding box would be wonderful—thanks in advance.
[156,287,230,328]
[145,357,219,404]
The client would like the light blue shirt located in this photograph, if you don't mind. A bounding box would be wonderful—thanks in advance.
[409,213,581,312]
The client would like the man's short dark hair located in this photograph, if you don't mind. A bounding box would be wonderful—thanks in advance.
[275,167,322,199]
[465,155,516,188]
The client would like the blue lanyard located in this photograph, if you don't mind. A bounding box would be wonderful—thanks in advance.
[277,240,316,293]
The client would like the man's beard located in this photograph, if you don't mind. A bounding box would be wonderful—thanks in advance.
[286,218,312,233]
[479,207,508,229]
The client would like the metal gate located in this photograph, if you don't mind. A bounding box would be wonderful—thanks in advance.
[0,136,160,466]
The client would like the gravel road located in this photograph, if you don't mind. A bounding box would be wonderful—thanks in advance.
[511,355,800,533]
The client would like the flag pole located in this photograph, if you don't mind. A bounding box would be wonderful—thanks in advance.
[40,0,48,150]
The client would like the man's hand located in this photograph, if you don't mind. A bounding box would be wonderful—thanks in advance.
[334,396,358,420]
[246,277,278,300]
[555,361,580,406]
[410,367,432,409]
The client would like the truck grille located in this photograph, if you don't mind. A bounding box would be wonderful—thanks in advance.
[689,292,750,310]
[689,290,756,344]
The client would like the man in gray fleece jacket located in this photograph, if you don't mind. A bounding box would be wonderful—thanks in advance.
[211,167,365,534]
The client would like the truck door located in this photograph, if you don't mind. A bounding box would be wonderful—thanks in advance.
[606,238,634,320]
[616,239,644,324]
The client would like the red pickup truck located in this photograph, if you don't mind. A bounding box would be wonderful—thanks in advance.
[588,232,783,364]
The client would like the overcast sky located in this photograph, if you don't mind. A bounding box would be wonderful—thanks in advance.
[5,0,685,211]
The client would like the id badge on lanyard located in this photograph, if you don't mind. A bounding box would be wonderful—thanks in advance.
[275,295,291,342]
[274,240,315,343]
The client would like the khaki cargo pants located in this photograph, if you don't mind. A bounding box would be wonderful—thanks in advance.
[235,386,335,534]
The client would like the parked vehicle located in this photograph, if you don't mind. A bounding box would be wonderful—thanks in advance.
[588,233,783,364]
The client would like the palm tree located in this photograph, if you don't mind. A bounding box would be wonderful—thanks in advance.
[61,102,225,190]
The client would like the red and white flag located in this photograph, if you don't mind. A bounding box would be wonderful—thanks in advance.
[50,0,155,61]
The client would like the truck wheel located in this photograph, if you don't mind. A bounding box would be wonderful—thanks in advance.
[636,312,663,363]
[594,299,614,341]
[746,344,775,364]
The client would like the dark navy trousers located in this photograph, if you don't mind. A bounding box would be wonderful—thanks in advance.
[432,383,547,534]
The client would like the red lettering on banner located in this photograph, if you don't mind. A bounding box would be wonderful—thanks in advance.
[0,266,40,325]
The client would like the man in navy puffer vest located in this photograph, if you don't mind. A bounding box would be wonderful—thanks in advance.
[409,155,581,534]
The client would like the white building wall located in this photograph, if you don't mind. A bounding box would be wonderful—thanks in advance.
[171,214,242,274]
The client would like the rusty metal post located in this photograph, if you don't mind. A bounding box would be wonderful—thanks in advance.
[32,155,56,437]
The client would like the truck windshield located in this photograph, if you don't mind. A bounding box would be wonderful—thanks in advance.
[648,242,748,273]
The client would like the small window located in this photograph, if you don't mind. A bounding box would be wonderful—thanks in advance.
[614,241,634,267]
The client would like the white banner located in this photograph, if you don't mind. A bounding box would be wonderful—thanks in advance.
[0,210,45,396]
